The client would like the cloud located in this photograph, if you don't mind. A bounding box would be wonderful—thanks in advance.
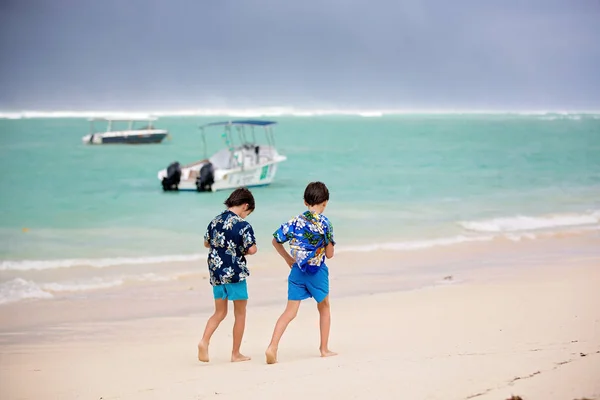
[1,0,599,110]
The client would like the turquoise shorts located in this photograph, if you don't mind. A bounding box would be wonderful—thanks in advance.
[288,265,329,303]
[213,280,248,301]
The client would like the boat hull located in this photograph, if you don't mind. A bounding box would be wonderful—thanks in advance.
[82,130,169,145]
[102,133,167,144]
[158,158,285,192]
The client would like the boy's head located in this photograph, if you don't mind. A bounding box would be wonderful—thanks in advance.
[304,181,329,211]
[224,187,255,218]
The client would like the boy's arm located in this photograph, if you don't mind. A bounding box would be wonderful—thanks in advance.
[324,219,336,259]
[204,228,211,248]
[325,242,334,259]
[246,244,258,255]
[272,238,295,268]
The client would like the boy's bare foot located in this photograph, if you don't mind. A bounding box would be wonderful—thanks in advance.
[231,353,251,362]
[320,349,338,358]
[197,341,209,362]
[265,346,278,364]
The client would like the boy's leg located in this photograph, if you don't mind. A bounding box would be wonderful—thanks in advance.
[198,298,228,362]
[317,296,337,357]
[231,299,251,362]
[265,300,301,364]
[307,267,337,358]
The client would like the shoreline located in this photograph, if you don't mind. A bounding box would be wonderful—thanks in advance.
[1,232,598,340]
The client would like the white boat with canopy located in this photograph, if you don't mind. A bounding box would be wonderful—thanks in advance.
[157,120,287,192]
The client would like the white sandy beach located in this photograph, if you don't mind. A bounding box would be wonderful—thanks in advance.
[1,237,599,400]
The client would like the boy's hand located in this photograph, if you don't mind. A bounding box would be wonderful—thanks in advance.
[272,238,296,268]
[284,257,295,268]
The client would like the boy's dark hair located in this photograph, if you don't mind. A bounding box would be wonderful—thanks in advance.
[224,187,255,211]
[304,181,329,206]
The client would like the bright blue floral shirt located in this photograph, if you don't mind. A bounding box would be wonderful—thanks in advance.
[204,210,256,286]
[273,211,336,275]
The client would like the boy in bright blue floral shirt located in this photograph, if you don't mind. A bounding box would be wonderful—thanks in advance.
[265,181,337,364]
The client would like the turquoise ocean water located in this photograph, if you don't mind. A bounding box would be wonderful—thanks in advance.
[1,113,599,304]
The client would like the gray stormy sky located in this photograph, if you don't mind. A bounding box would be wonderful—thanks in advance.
[1,0,599,111]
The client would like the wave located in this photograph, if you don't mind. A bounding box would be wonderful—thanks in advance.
[459,211,600,233]
[3,214,598,272]
[41,278,125,293]
[0,278,54,305]
[1,222,597,305]
[0,273,179,305]
[0,254,206,272]
[336,234,495,253]
[0,233,528,272]
[2,109,599,119]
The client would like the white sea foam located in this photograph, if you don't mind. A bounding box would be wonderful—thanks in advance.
[0,278,54,305]
[41,280,123,292]
[3,212,598,273]
[0,253,206,272]
[2,236,496,274]
[0,273,183,305]
[336,234,495,253]
[1,108,599,119]
[459,211,600,233]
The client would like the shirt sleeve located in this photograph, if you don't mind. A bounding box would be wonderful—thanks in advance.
[273,219,293,244]
[240,222,257,253]
[325,219,336,246]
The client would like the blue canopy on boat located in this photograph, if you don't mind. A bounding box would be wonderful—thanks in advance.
[200,120,277,128]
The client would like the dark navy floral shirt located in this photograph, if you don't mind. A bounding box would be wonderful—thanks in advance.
[204,210,256,286]
[273,211,335,275]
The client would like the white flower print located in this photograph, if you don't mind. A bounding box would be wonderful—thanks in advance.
[243,231,255,248]
[222,267,235,281]
[225,240,237,262]
[210,216,223,229]
[210,252,223,270]
[295,217,306,229]
[222,215,236,230]
[212,231,226,248]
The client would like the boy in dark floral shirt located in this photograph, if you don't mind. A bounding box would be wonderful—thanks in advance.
[197,188,257,363]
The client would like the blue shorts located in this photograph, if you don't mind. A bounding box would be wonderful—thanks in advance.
[213,280,248,301]
[288,265,329,303]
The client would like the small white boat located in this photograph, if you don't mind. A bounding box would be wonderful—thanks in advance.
[82,116,169,144]
[158,120,287,192]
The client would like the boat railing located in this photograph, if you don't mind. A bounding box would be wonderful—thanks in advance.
[198,120,281,171]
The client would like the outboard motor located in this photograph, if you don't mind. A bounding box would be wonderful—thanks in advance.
[162,161,181,191]
[196,162,214,192]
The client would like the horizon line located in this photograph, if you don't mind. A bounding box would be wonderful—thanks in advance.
[1,107,600,119]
